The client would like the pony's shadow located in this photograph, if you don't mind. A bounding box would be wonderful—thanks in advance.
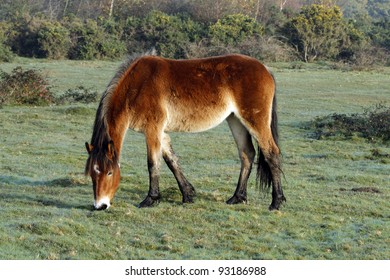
[1,192,93,210]
[1,175,93,211]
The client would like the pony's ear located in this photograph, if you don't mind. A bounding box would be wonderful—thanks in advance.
[85,142,93,154]
[107,141,116,161]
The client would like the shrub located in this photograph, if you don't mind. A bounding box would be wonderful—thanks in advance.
[99,35,127,60]
[6,17,71,59]
[7,17,39,57]
[0,22,14,62]
[9,17,47,58]
[98,19,127,59]
[308,104,390,142]
[369,18,390,52]
[0,41,13,62]
[67,19,126,60]
[55,86,98,104]
[237,37,298,62]
[351,45,390,69]
[187,36,297,62]
[122,16,144,54]
[37,21,71,59]
[209,14,264,47]
[67,19,102,60]
[0,67,53,106]
[132,11,204,58]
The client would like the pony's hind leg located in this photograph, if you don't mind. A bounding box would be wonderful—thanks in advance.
[236,107,285,210]
[256,133,286,210]
[226,114,256,204]
[162,133,195,203]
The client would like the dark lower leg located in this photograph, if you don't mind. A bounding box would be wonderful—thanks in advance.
[139,160,161,207]
[139,132,163,208]
[226,163,252,204]
[163,146,195,203]
[268,156,286,210]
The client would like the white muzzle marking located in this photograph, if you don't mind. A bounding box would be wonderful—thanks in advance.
[94,197,111,210]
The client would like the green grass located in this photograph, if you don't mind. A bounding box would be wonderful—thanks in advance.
[0,59,389,259]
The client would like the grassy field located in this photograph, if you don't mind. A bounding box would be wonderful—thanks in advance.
[0,58,389,260]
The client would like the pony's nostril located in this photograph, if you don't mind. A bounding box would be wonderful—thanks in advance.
[97,203,108,210]
[94,197,111,210]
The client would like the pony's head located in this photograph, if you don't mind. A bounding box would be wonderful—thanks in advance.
[85,141,121,210]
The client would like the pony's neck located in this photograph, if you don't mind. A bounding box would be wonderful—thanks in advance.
[104,103,128,160]
[94,56,140,159]
[101,108,127,159]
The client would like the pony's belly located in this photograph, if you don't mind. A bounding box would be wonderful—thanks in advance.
[165,102,235,133]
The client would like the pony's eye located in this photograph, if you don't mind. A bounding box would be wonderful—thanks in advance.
[107,171,113,176]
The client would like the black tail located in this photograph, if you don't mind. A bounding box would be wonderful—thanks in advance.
[256,81,279,192]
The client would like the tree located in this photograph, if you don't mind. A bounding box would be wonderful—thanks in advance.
[285,4,352,62]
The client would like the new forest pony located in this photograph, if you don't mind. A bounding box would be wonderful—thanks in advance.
[85,53,286,211]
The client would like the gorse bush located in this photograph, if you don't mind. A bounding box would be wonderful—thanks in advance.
[0,67,53,106]
[8,17,70,59]
[127,11,205,58]
[55,86,99,104]
[37,20,71,59]
[0,68,99,107]
[0,22,14,62]
[209,14,264,47]
[0,40,14,62]
[309,104,390,142]
[67,18,126,60]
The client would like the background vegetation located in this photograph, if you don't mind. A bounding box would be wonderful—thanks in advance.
[0,0,389,65]
[309,104,390,142]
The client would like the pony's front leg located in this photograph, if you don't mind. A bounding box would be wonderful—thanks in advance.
[139,133,162,208]
[162,133,195,204]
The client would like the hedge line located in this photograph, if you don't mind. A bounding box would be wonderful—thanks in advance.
[1,12,281,62]
[0,7,388,65]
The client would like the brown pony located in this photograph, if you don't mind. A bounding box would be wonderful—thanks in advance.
[85,53,286,211]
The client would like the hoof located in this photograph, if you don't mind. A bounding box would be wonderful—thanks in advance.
[182,195,195,204]
[139,195,160,208]
[182,184,196,203]
[268,204,279,211]
[226,195,247,205]
[268,195,286,211]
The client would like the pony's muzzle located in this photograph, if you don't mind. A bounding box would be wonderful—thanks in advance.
[94,197,111,210]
